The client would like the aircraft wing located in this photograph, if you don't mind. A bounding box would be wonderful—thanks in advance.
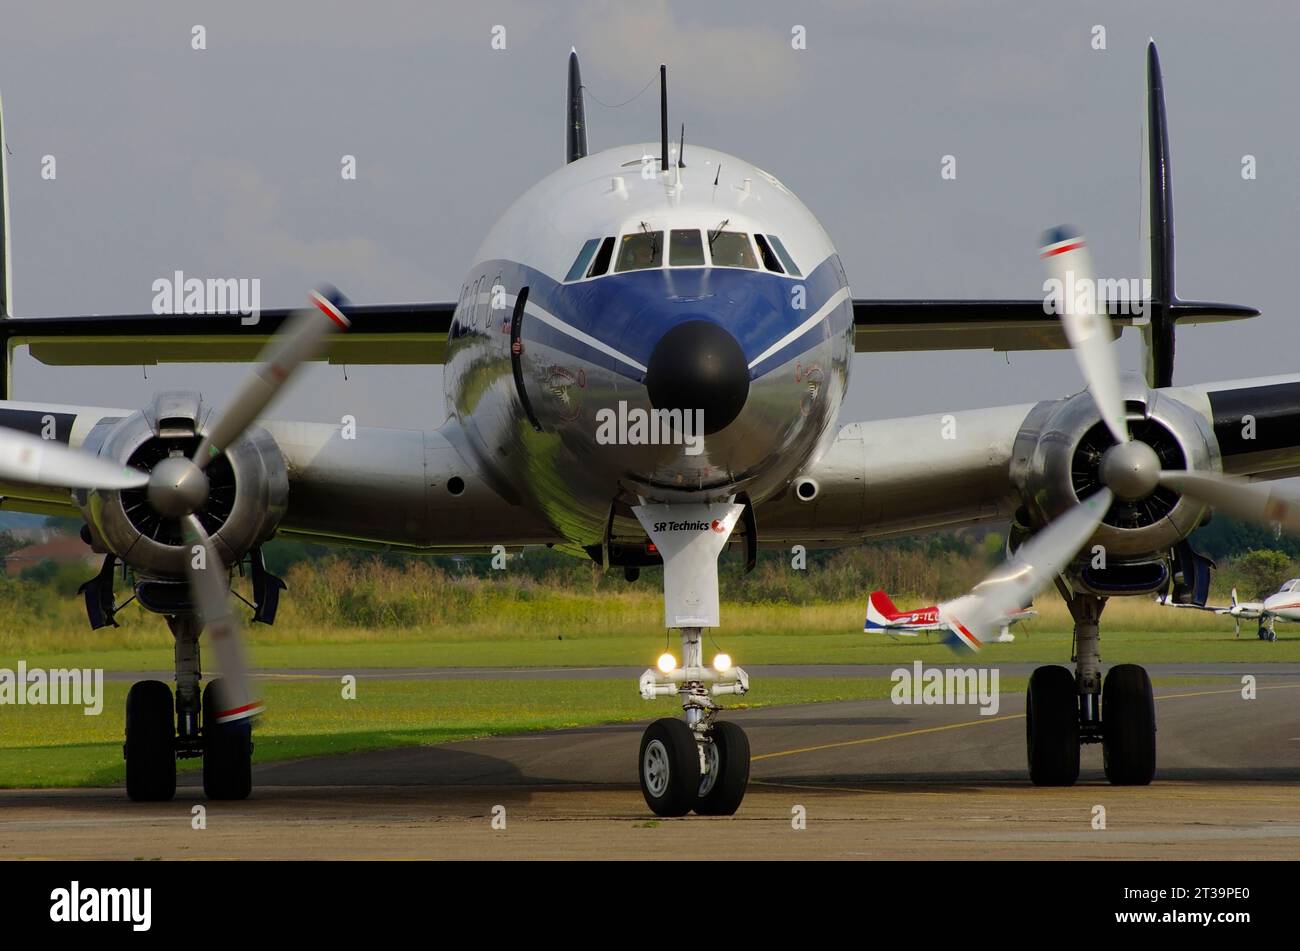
[2,296,1253,383]
[852,299,1256,353]
[0,302,454,392]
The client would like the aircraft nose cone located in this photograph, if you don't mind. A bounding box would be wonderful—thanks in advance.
[645,320,749,435]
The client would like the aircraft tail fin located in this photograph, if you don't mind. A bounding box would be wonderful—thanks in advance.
[1,90,10,321]
[1230,588,1238,608]
[1,90,11,400]
[566,49,588,164]
[864,590,901,630]
[1139,42,1257,387]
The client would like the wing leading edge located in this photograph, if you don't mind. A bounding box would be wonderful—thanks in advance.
[852,299,1256,354]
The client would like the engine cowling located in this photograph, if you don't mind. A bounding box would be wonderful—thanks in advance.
[1010,382,1220,585]
[75,391,288,576]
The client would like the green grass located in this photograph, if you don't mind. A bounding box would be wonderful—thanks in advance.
[13,623,1300,675]
[0,676,991,789]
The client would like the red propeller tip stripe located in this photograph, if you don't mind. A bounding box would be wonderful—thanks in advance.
[310,292,351,330]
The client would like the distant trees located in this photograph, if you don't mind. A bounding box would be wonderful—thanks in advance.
[1231,549,1294,599]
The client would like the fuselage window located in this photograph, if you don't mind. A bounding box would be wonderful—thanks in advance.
[669,229,706,266]
[753,234,785,274]
[565,238,602,282]
[709,231,758,269]
[765,234,801,277]
[587,236,616,277]
[615,231,664,272]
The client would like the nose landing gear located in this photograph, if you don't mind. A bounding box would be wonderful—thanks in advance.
[638,626,751,816]
[633,501,752,817]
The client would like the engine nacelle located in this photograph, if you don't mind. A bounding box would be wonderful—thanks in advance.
[1010,382,1220,566]
[75,391,288,576]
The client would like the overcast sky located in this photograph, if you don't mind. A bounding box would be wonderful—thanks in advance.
[3,1,1298,429]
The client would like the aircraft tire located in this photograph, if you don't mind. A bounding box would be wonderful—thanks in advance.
[1026,665,1080,786]
[1102,664,1156,786]
[694,721,750,816]
[639,718,701,817]
[203,679,253,801]
[125,680,177,802]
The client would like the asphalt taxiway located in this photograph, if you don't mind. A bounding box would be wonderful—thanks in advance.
[3,667,1299,859]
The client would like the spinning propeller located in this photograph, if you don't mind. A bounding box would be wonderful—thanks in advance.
[0,288,351,719]
[938,228,1300,649]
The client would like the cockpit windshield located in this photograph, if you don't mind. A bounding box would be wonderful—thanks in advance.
[1282,579,1300,593]
[562,229,800,281]
[615,231,664,272]
[708,231,758,269]
[669,229,706,266]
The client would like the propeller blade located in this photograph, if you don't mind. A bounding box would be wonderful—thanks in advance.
[940,488,1114,650]
[193,288,350,469]
[0,427,148,490]
[1158,470,1300,535]
[181,514,262,723]
[1040,227,1128,445]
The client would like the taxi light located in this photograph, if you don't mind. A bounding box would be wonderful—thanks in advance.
[657,653,677,674]
[712,653,733,673]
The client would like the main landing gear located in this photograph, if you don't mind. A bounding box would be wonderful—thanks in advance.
[123,615,252,801]
[632,500,753,817]
[1026,593,1156,787]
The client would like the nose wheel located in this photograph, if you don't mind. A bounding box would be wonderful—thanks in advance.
[694,719,750,815]
[638,717,751,817]
[639,718,701,817]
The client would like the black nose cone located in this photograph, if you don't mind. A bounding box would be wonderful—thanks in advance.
[645,320,749,435]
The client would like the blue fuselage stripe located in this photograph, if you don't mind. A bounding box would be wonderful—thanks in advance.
[452,256,850,380]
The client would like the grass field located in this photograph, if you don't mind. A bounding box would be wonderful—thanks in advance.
[12,623,1299,675]
[7,594,1298,672]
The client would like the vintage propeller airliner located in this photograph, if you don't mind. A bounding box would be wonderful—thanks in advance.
[0,44,1296,815]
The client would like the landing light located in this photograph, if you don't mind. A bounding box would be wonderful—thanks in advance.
[657,653,677,674]
[712,653,733,673]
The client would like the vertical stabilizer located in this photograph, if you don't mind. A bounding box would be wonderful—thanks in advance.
[566,49,588,164]
[0,91,11,320]
[1140,42,1175,388]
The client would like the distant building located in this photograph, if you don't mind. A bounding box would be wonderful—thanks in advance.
[3,534,99,577]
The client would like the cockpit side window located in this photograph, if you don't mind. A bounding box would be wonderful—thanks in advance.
[753,234,785,274]
[708,231,758,269]
[615,231,664,272]
[669,229,706,266]
[765,234,801,277]
[587,236,616,277]
[565,238,602,282]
